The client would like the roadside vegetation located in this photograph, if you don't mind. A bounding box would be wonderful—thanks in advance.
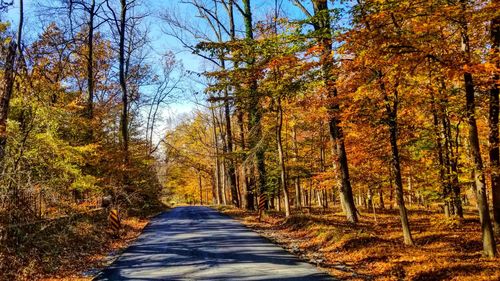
[1,213,150,280]
[222,206,500,280]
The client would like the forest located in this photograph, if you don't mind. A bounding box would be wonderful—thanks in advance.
[0,0,499,280]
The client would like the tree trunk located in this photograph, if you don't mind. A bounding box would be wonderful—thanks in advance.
[292,124,302,208]
[381,79,414,246]
[221,161,227,205]
[490,14,500,235]
[0,0,21,162]
[442,107,463,217]
[224,87,238,207]
[238,110,253,210]
[86,0,95,122]
[323,189,328,209]
[430,90,450,216]
[211,172,216,204]
[389,175,394,209]
[295,178,301,208]
[277,98,290,216]
[119,0,129,163]
[460,0,496,256]
[465,71,497,257]
[211,106,222,204]
[0,42,16,162]
[329,120,358,222]
[378,188,385,209]
[242,0,266,207]
[367,188,374,210]
[312,0,357,223]
[407,174,412,207]
[199,172,203,205]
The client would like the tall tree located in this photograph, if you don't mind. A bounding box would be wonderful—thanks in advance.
[459,0,496,257]
[489,10,500,235]
[277,97,291,216]
[311,0,358,223]
[241,0,267,210]
[119,0,129,163]
[379,75,414,246]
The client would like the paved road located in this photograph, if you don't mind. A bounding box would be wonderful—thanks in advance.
[95,206,333,281]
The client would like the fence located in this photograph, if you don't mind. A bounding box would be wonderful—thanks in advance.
[0,185,103,241]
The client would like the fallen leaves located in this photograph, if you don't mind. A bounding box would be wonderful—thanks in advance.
[1,212,150,281]
[221,206,500,281]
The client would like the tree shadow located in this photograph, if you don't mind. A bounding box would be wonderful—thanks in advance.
[95,206,335,281]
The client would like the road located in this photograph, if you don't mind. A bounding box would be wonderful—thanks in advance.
[95,206,333,281]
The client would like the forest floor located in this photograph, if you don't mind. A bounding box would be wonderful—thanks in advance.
[220,205,500,281]
[0,208,162,281]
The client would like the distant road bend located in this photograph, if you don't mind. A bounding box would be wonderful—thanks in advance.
[95,206,333,281]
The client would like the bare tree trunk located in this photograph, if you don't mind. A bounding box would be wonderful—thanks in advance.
[0,43,16,162]
[407,172,412,207]
[489,15,500,235]
[198,171,203,205]
[86,0,95,122]
[465,71,496,257]
[367,188,374,210]
[225,87,239,207]
[381,79,414,246]
[221,161,227,205]
[430,89,449,216]
[211,172,216,204]
[277,98,290,216]
[211,106,222,204]
[238,110,252,210]
[118,0,129,163]
[389,175,394,209]
[378,188,384,209]
[219,55,239,207]
[292,124,302,208]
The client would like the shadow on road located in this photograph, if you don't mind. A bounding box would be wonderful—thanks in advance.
[94,206,334,281]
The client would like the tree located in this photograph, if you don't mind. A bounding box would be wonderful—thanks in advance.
[378,73,414,246]
[240,0,267,210]
[489,7,500,235]
[294,0,358,223]
[64,0,106,122]
[0,0,21,161]
[458,0,496,257]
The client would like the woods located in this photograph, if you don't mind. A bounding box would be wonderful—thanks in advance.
[163,0,500,259]
[0,0,499,280]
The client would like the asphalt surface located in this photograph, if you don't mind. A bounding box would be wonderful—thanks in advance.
[95,206,333,281]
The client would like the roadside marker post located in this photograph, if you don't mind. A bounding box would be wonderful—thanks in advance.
[258,194,266,222]
[108,208,121,237]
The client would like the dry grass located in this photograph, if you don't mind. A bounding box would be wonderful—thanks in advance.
[0,211,152,281]
[221,206,500,281]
